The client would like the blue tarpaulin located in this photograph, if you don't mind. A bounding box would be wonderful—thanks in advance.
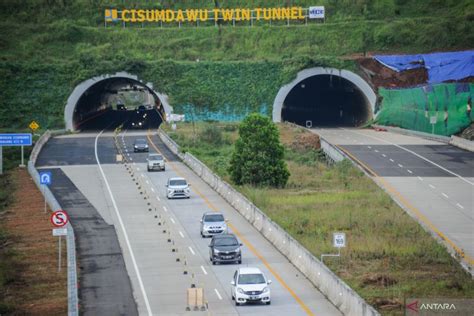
[374,50,474,84]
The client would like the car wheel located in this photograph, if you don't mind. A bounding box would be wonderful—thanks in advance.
[237,260,242,264]
[231,295,234,300]
[235,301,240,306]
[266,301,271,305]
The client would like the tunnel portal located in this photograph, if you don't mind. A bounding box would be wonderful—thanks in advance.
[282,75,370,127]
[65,73,168,131]
[273,68,376,128]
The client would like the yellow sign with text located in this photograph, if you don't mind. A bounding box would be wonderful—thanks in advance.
[105,7,306,23]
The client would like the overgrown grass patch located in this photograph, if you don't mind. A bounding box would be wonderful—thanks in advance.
[163,122,474,314]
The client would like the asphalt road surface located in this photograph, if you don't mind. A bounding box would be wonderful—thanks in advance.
[37,130,342,315]
[313,127,474,270]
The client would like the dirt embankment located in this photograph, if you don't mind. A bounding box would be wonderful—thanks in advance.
[1,169,67,315]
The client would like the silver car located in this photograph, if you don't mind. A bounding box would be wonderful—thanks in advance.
[147,154,165,171]
[166,177,190,199]
[200,212,228,237]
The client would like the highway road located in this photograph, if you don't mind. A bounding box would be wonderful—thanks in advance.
[37,130,342,316]
[313,128,474,270]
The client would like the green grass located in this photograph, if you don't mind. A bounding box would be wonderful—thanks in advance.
[163,121,474,315]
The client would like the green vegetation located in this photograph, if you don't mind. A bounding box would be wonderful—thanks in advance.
[163,121,474,314]
[1,0,473,128]
[229,114,289,187]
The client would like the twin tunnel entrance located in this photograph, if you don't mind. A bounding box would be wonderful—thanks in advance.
[65,68,375,132]
[65,73,167,131]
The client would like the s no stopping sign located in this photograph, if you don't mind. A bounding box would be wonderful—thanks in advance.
[50,210,69,227]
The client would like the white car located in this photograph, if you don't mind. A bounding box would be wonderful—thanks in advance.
[231,267,271,306]
[147,154,165,171]
[166,177,190,199]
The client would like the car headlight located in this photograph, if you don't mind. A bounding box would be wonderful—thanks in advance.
[203,226,210,231]
[139,122,143,126]
[262,287,269,293]
[214,249,221,254]
[237,288,245,294]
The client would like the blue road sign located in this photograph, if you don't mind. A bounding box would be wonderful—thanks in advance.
[0,133,32,146]
[40,171,52,185]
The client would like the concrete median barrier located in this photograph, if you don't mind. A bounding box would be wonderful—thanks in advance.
[157,129,379,316]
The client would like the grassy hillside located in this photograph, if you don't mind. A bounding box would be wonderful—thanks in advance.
[0,0,472,129]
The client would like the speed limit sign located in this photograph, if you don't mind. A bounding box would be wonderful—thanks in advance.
[50,210,69,227]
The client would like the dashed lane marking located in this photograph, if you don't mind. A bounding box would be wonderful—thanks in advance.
[170,217,176,224]
[147,131,316,316]
[390,159,394,162]
[429,184,436,189]
[188,246,195,255]
[442,193,449,199]
[407,170,413,174]
[398,164,403,168]
[456,203,465,210]
[214,289,222,300]
[179,231,184,238]
[201,266,208,275]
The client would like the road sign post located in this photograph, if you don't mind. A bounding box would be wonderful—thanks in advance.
[321,232,346,263]
[50,210,69,272]
[0,133,32,171]
[40,172,52,213]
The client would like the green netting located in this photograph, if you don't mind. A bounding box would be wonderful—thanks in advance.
[376,83,473,136]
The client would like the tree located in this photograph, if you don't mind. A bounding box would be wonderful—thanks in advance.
[229,113,289,187]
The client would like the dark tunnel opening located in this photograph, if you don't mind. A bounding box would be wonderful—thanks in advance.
[73,78,164,131]
[281,75,371,127]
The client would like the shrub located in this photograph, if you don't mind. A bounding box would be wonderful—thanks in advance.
[229,113,289,187]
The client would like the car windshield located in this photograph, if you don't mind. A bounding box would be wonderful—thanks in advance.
[238,273,265,285]
[169,179,187,186]
[214,237,238,246]
[149,155,163,161]
[135,139,147,144]
[204,214,225,222]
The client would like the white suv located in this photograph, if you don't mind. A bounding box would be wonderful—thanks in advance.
[231,267,271,306]
[166,177,190,199]
[147,154,165,171]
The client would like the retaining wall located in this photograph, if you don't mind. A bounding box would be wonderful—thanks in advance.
[28,131,79,316]
[158,129,379,316]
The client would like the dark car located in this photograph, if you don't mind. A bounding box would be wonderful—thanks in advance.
[136,105,146,114]
[209,234,242,265]
[133,139,149,152]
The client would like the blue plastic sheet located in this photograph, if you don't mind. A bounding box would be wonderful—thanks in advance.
[374,51,474,84]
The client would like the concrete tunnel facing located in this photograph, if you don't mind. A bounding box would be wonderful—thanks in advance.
[64,72,171,132]
[273,67,377,127]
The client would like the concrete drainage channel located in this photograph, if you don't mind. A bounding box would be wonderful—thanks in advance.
[157,128,379,316]
[28,130,79,316]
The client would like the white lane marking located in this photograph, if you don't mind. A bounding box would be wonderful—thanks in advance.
[95,131,153,316]
[163,206,168,212]
[382,154,386,157]
[456,203,465,209]
[442,193,449,199]
[141,174,145,178]
[170,217,176,224]
[397,164,403,168]
[417,176,423,181]
[137,167,140,171]
[407,169,413,174]
[156,196,161,201]
[133,162,136,165]
[188,246,195,255]
[389,159,394,162]
[374,149,379,153]
[201,266,208,275]
[345,129,474,186]
[179,231,184,238]
[367,146,372,149]
[130,157,133,161]
[151,188,155,192]
[214,289,222,300]
[146,180,149,184]
[429,184,436,189]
